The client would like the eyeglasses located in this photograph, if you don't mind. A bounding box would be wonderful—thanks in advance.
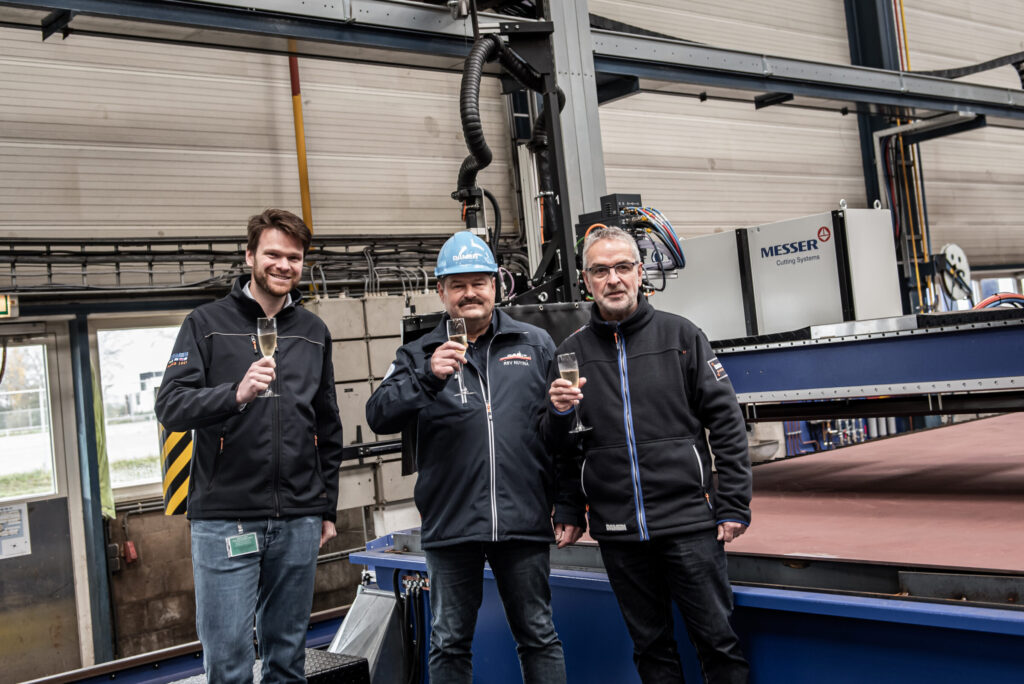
[585,261,638,280]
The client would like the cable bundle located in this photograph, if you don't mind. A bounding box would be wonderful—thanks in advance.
[974,293,1024,309]
[628,206,686,269]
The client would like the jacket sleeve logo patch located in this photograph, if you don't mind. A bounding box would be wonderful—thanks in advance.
[499,351,533,367]
[708,357,728,381]
[167,352,189,368]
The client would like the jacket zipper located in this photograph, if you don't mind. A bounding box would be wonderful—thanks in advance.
[615,331,649,540]
[483,338,498,542]
[580,459,589,498]
[314,434,327,490]
[208,425,228,491]
[272,339,281,517]
[693,444,713,511]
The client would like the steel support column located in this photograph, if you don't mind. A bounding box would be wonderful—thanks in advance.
[845,0,901,207]
[545,0,606,222]
[69,314,114,664]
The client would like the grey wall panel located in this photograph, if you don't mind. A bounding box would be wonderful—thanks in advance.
[600,95,866,236]
[589,0,851,65]
[0,498,81,681]
[0,28,514,238]
[900,0,1024,267]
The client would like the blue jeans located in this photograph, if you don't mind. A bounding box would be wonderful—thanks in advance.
[190,516,321,684]
[424,541,566,684]
[599,530,749,684]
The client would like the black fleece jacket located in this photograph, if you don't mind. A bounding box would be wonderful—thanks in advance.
[155,276,344,522]
[366,309,584,549]
[542,297,751,542]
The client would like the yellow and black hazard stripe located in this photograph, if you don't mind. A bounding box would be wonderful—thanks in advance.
[159,424,191,516]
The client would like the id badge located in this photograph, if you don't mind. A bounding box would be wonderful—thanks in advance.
[226,532,259,557]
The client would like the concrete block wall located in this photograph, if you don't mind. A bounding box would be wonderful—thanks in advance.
[107,506,372,657]
[307,294,442,445]
[107,511,197,656]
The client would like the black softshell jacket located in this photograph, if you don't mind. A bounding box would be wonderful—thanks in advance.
[155,276,344,522]
[365,310,584,549]
[542,297,751,542]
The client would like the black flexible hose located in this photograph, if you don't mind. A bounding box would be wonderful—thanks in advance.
[407,585,422,684]
[456,35,504,196]
[482,187,502,254]
[527,88,566,241]
[497,45,544,92]
[454,34,565,245]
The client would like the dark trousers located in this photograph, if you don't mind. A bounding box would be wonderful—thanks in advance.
[599,529,749,684]
[424,540,566,684]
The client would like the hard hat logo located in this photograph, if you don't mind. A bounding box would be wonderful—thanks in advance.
[453,245,487,261]
[435,231,498,277]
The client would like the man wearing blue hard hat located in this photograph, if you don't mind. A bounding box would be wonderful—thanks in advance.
[367,231,584,683]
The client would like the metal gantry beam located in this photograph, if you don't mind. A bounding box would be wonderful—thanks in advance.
[2,0,1023,124]
[589,29,1024,124]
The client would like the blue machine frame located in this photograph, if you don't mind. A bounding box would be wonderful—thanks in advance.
[353,536,1024,684]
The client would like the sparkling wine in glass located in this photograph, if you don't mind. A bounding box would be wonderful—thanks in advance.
[256,317,277,398]
[446,317,473,405]
[557,352,591,433]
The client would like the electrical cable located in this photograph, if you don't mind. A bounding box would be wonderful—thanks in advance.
[583,223,607,244]
[482,187,503,256]
[974,293,1024,309]
[943,264,975,307]
[643,230,672,291]
[498,266,516,299]
[392,568,413,682]
[0,337,7,385]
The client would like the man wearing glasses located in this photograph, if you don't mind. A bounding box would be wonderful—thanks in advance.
[366,231,584,684]
[545,226,752,683]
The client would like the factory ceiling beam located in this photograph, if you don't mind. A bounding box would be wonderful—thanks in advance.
[589,29,1024,126]
[0,0,510,71]
[2,0,1023,127]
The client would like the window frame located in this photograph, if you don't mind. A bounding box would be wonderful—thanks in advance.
[0,321,73,505]
[88,312,188,504]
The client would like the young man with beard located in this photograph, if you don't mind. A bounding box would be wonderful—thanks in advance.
[366,231,583,684]
[156,209,344,683]
[544,227,752,683]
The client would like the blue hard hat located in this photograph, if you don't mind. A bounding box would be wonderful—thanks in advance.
[435,231,498,277]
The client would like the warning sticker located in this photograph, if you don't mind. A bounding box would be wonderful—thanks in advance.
[707,357,728,381]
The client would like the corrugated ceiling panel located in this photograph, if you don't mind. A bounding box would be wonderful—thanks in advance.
[900,0,1024,267]
[600,95,866,235]
[589,0,851,65]
[0,28,512,238]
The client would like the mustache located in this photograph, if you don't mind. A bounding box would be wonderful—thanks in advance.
[458,298,484,307]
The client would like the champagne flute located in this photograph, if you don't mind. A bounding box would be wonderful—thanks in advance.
[557,352,591,434]
[256,317,277,398]
[446,317,473,405]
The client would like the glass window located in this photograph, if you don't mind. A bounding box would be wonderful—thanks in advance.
[96,327,180,488]
[0,343,56,501]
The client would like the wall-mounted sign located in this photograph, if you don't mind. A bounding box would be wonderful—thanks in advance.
[0,294,17,318]
[0,503,32,559]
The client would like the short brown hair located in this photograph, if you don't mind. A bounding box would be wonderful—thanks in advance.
[247,209,312,254]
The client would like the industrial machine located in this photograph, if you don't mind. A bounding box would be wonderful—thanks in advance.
[6,3,1022,683]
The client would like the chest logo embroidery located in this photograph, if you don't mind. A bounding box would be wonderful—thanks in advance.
[499,351,533,367]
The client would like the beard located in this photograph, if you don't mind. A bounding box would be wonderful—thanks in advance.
[252,266,298,298]
[595,288,638,319]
